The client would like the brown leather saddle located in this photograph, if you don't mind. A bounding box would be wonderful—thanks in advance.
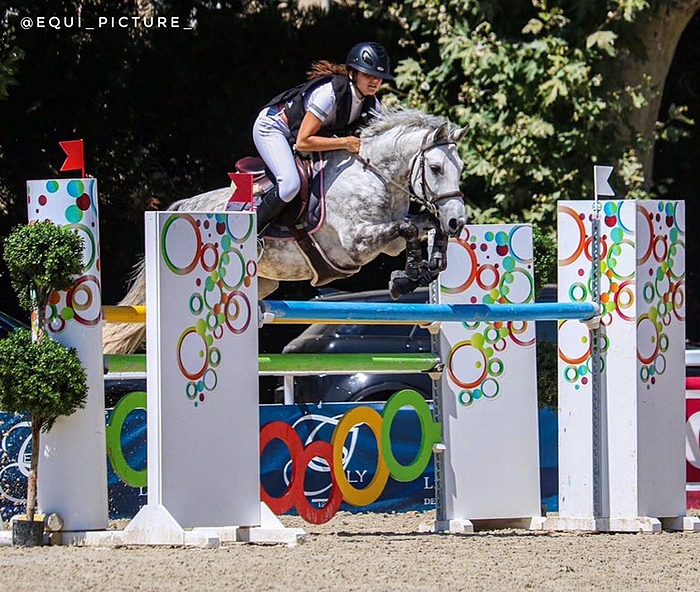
[234,155,312,227]
[233,154,359,286]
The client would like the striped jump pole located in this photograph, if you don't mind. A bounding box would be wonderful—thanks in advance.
[258,300,599,325]
[103,301,600,325]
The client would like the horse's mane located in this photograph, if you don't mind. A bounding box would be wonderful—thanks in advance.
[361,108,448,140]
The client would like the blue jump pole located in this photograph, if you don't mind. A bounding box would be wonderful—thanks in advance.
[259,300,599,325]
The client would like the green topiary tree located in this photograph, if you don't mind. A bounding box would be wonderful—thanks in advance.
[0,330,88,522]
[0,221,88,524]
[3,220,84,340]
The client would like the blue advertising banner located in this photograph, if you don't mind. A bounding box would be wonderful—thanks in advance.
[0,404,559,522]
[260,402,439,516]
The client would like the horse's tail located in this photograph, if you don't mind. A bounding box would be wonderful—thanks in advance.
[102,258,147,355]
[167,197,191,211]
[102,188,232,355]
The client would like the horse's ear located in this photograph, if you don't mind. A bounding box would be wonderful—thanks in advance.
[425,123,449,147]
[435,123,449,141]
[450,126,467,143]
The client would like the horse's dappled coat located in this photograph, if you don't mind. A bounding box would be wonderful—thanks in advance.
[103,109,466,355]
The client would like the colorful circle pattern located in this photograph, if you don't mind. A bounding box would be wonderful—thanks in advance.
[162,213,256,408]
[26,179,102,334]
[559,201,683,390]
[441,226,535,407]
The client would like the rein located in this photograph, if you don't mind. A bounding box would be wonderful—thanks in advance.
[354,130,464,218]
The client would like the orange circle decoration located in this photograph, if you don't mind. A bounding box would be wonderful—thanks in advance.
[331,407,389,507]
[200,242,220,272]
[223,291,252,334]
[507,320,535,347]
[558,319,591,365]
[613,280,635,322]
[440,237,478,294]
[637,208,655,265]
[671,281,685,322]
[446,341,488,389]
[176,326,209,381]
[558,206,587,266]
[476,264,500,291]
[652,235,668,263]
[65,275,102,326]
[161,214,202,276]
[636,314,660,365]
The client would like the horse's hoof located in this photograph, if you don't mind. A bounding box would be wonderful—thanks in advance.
[389,273,420,299]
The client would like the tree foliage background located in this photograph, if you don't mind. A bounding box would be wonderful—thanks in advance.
[1,0,699,340]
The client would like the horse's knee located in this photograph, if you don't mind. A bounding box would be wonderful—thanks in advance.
[398,218,419,241]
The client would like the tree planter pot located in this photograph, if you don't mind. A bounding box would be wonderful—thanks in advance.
[12,518,45,547]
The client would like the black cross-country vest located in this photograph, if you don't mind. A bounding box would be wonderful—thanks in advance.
[264,74,378,142]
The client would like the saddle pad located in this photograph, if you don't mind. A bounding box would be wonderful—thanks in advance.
[226,152,327,240]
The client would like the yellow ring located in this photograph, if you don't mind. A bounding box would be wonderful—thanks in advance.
[331,407,389,506]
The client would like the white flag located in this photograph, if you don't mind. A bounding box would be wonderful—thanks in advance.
[594,165,615,197]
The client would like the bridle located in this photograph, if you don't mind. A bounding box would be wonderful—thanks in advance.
[354,129,464,217]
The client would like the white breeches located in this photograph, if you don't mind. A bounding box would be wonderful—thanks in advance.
[252,107,301,203]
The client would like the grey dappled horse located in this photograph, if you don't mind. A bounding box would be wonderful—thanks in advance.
[103,109,467,354]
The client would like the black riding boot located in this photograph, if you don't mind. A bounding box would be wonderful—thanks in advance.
[256,186,287,234]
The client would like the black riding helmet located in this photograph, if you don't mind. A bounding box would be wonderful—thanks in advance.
[346,42,394,80]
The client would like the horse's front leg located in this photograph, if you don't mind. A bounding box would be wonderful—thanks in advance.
[388,217,436,299]
[405,215,449,278]
[406,213,439,240]
[428,226,449,276]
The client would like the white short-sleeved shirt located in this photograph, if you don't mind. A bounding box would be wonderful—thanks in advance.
[304,80,381,128]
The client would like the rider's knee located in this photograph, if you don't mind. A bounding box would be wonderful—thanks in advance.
[278,177,301,203]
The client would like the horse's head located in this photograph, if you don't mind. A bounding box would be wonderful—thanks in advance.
[409,123,467,237]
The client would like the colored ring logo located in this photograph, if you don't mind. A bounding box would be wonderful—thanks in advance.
[259,390,441,523]
[105,391,147,489]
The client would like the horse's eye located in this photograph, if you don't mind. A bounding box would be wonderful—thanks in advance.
[429,164,442,175]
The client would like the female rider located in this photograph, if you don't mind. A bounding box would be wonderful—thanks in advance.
[252,41,394,232]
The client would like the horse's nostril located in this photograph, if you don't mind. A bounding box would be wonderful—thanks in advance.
[449,218,465,231]
[446,217,466,237]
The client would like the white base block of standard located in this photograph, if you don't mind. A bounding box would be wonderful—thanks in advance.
[234,502,306,545]
[114,503,304,547]
[544,515,700,533]
[121,504,185,545]
[13,503,307,548]
[419,518,474,534]
[660,516,700,532]
[419,516,546,534]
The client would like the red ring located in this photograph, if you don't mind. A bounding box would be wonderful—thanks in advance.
[293,441,343,524]
[259,422,304,515]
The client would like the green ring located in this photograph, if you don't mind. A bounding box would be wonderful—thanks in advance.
[381,389,441,483]
[106,391,147,488]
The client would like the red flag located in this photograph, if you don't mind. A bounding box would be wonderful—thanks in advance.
[59,139,85,178]
[228,172,254,206]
